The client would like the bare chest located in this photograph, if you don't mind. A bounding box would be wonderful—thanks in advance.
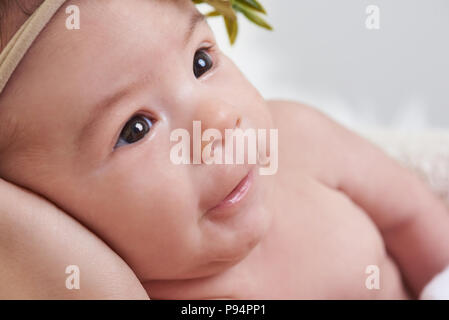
[201,175,409,299]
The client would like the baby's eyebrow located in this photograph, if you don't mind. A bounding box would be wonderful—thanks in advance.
[78,78,138,148]
[184,10,206,47]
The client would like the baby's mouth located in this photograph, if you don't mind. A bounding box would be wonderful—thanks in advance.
[205,169,254,218]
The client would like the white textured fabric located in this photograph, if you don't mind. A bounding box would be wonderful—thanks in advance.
[419,265,449,300]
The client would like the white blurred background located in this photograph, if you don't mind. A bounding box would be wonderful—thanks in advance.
[201,0,449,132]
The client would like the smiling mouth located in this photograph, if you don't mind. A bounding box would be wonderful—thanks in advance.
[206,169,254,217]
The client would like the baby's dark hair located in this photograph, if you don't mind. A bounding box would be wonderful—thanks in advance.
[0,0,43,50]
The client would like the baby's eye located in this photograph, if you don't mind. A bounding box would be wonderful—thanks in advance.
[115,115,154,149]
[193,48,213,78]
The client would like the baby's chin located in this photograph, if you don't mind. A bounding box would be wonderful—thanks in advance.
[144,172,273,282]
[147,211,271,282]
[196,170,274,275]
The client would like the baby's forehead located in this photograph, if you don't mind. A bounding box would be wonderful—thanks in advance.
[9,0,200,98]
[36,0,199,63]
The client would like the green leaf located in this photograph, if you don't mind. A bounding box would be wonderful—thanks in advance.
[192,0,272,45]
[224,16,239,45]
[205,10,221,17]
[234,0,266,14]
[232,1,272,30]
[203,0,236,20]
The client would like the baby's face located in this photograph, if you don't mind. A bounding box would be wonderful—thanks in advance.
[0,0,274,281]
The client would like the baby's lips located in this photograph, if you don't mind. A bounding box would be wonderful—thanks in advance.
[203,165,255,214]
[211,169,253,210]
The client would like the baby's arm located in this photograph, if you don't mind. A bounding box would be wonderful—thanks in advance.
[338,133,449,297]
[294,103,449,297]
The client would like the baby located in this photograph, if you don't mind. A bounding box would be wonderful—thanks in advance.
[1,0,449,299]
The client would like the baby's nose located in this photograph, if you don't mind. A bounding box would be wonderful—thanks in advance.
[194,100,241,136]
[194,101,242,137]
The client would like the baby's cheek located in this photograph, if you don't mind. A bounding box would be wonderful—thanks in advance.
[78,147,202,277]
[116,196,202,279]
[111,168,196,229]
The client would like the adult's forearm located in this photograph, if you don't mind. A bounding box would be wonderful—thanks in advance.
[0,178,149,299]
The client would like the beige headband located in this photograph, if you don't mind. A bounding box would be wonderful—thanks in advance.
[0,0,67,95]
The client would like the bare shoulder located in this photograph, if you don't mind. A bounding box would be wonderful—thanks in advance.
[266,99,340,131]
[265,99,368,188]
[266,99,311,115]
